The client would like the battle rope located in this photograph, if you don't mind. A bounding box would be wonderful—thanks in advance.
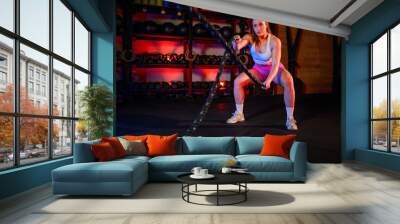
[192,9,265,88]
[185,8,266,134]
[186,50,230,134]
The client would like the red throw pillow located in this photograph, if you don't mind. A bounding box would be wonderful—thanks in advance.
[146,134,178,157]
[259,134,296,159]
[91,142,117,161]
[101,137,127,158]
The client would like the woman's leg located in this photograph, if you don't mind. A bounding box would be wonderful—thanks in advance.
[234,72,252,106]
[227,72,252,124]
[278,68,297,130]
[280,68,295,108]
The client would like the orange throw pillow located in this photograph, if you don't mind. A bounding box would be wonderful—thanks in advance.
[101,137,127,158]
[124,135,148,141]
[259,134,296,159]
[146,134,178,157]
[91,142,117,161]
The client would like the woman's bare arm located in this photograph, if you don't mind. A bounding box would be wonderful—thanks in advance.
[232,34,252,51]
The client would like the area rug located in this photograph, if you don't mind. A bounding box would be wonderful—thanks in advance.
[37,183,361,214]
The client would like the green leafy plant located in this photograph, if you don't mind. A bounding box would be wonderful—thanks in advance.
[79,84,113,140]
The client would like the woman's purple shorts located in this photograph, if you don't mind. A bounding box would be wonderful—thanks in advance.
[251,63,285,85]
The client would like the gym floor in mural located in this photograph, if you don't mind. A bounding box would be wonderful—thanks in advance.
[116,93,341,163]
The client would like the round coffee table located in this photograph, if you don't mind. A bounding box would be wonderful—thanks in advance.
[177,173,255,206]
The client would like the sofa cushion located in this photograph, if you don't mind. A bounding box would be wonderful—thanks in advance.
[147,134,178,157]
[260,134,296,159]
[149,154,235,172]
[181,136,235,155]
[124,135,148,141]
[236,155,293,172]
[118,138,147,156]
[53,159,147,183]
[235,137,263,155]
[115,155,150,163]
[91,142,118,162]
[73,140,100,163]
[101,137,127,158]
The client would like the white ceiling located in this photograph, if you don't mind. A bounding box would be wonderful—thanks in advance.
[167,0,384,38]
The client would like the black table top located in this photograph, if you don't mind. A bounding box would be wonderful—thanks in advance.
[177,172,255,185]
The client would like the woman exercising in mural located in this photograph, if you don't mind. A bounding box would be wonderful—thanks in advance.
[227,20,297,130]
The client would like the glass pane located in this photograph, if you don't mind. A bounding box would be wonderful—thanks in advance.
[0,116,14,170]
[75,120,88,143]
[391,120,400,153]
[20,117,49,165]
[53,0,72,60]
[53,119,72,157]
[74,17,89,70]
[391,24,400,70]
[372,33,387,76]
[53,59,72,117]
[372,76,387,119]
[20,0,49,49]
[74,69,89,118]
[0,0,14,31]
[391,72,400,118]
[20,44,49,115]
[372,121,388,151]
[0,34,14,112]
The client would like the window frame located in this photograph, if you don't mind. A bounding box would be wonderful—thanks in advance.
[370,19,400,154]
[0,0,92,171]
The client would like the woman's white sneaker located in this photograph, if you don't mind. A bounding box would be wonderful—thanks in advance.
[286,118,298,130]
[226,111,245,124]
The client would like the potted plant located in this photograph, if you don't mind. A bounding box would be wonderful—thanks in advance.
[79,84,113,140]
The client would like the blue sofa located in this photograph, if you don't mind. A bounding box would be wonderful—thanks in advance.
[52,136,307,196]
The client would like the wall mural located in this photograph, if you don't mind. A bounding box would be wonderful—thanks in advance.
[116,0,342,162]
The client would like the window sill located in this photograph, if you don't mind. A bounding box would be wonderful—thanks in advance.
[355,148,400,172]
[0,156,72,176]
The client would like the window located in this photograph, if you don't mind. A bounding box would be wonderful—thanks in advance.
[19,117,49,165]
[53,119,72,158]
[0,116,13,170]
[0,53,8,90]
[29,67,34,80]
[0,55,7,67]
[0,0,14,32]
[74,17,90,70]
[53,59,72,117]
[41,73,46,83]
[371,23,400,154]
[0,71,6,85]
[42,85,46,97]
[20,0,49,49]
[74,69,89,118]
[53,0,72,60]
[0,0,91,170]
[35,70,41,81]
[36,84,40,95]
[28,81,34,94]
[0,34,14,113]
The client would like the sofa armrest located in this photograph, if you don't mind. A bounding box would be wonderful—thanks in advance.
[289,141,307,181]
[73,140,100,163]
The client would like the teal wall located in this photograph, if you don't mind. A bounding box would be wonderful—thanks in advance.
[343,0,400,171]
[0,158,72,199]
[92,0,116,135]
[0,0,115,200]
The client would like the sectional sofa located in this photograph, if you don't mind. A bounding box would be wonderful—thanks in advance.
[52,136,307,196]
